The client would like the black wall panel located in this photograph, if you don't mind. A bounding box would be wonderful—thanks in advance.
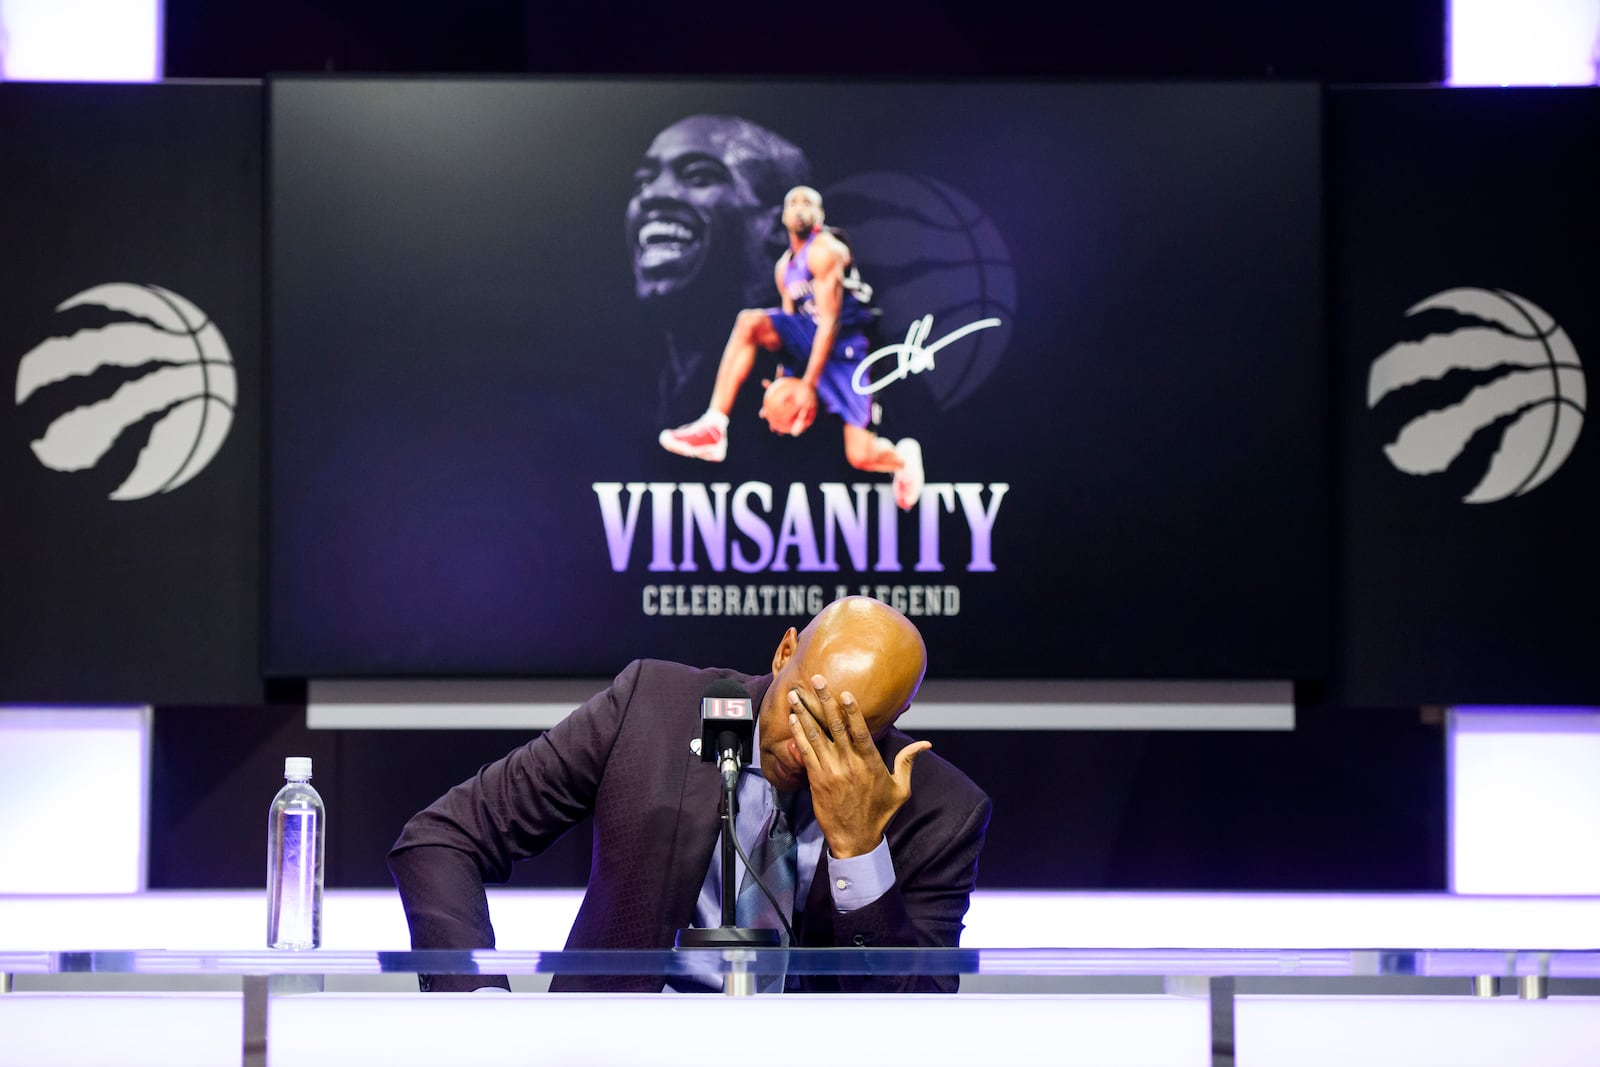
[0,83,263,704]
[150,706,1446,892]
[1330,88,1600,706]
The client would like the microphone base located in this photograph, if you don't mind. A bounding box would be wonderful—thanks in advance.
[674,926,783,948]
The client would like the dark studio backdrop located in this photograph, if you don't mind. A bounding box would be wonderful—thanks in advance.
[160,0,1448,82]
[11,3,1596,897]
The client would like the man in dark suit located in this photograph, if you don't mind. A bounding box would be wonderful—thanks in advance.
[388,596,991,993]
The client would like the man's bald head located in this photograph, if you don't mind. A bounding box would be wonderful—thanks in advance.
[795,597,926,726]
[757,597,928,791]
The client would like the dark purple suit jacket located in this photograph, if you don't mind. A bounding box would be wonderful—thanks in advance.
[388,658,991,993]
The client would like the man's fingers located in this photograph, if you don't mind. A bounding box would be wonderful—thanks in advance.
[810,674,845,740]
[839,690,874,747]
[787,688,818,739]
[787,695,821,769]
[892,740,933,786]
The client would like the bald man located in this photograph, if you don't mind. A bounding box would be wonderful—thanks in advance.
[389,597,991,993]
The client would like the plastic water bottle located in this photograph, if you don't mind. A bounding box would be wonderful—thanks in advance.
[267,756,325,950]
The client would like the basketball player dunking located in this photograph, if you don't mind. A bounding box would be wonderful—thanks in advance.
[658,185,925,510]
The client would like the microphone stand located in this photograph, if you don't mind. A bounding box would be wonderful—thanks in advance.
[718,754,739,928]
[676,741,781,994]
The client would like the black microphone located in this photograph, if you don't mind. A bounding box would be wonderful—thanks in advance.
[699,679,755,788]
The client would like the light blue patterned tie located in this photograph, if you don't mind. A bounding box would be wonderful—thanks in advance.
[736,782,797,990]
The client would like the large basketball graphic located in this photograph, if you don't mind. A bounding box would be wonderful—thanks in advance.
[826,173,1016,411]
[13,283,235,501]
[1368,288,1585,504]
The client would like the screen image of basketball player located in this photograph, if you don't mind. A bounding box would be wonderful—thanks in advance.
[267,79,1325,679]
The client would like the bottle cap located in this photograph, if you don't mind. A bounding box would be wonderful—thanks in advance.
[284,756,313,779]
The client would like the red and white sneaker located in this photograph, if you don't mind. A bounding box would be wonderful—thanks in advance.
[658,412,729,462]
[892,437,924,510]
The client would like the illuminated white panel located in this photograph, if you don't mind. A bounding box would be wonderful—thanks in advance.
[308,678,1294,730]
[1237,996,1600,1067]
[483,888,585,949]
[5,890,1600,953]
[0,707,148,893]
[0,993,241,1067]
[0,889,579,951]
[1450,0,1600,85]
[0,0,163,82]
[6,990,1598,1067]
[271,993,1210,1067]
[1450,708,1600,894]
[0,991,1206,1067]
[963,890,1600,949]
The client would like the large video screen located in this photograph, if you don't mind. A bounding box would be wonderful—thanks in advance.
[267,78,1326,679]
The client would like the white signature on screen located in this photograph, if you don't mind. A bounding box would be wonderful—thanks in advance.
[851,315,1003,396]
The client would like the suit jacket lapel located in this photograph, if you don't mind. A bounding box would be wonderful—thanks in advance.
[666,751,721,930]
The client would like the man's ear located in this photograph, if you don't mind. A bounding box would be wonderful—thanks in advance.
[770,626,799,676]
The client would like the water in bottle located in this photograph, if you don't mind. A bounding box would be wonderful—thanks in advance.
[267,756,325,950]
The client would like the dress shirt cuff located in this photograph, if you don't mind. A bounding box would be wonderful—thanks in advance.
[826,836,895,912]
